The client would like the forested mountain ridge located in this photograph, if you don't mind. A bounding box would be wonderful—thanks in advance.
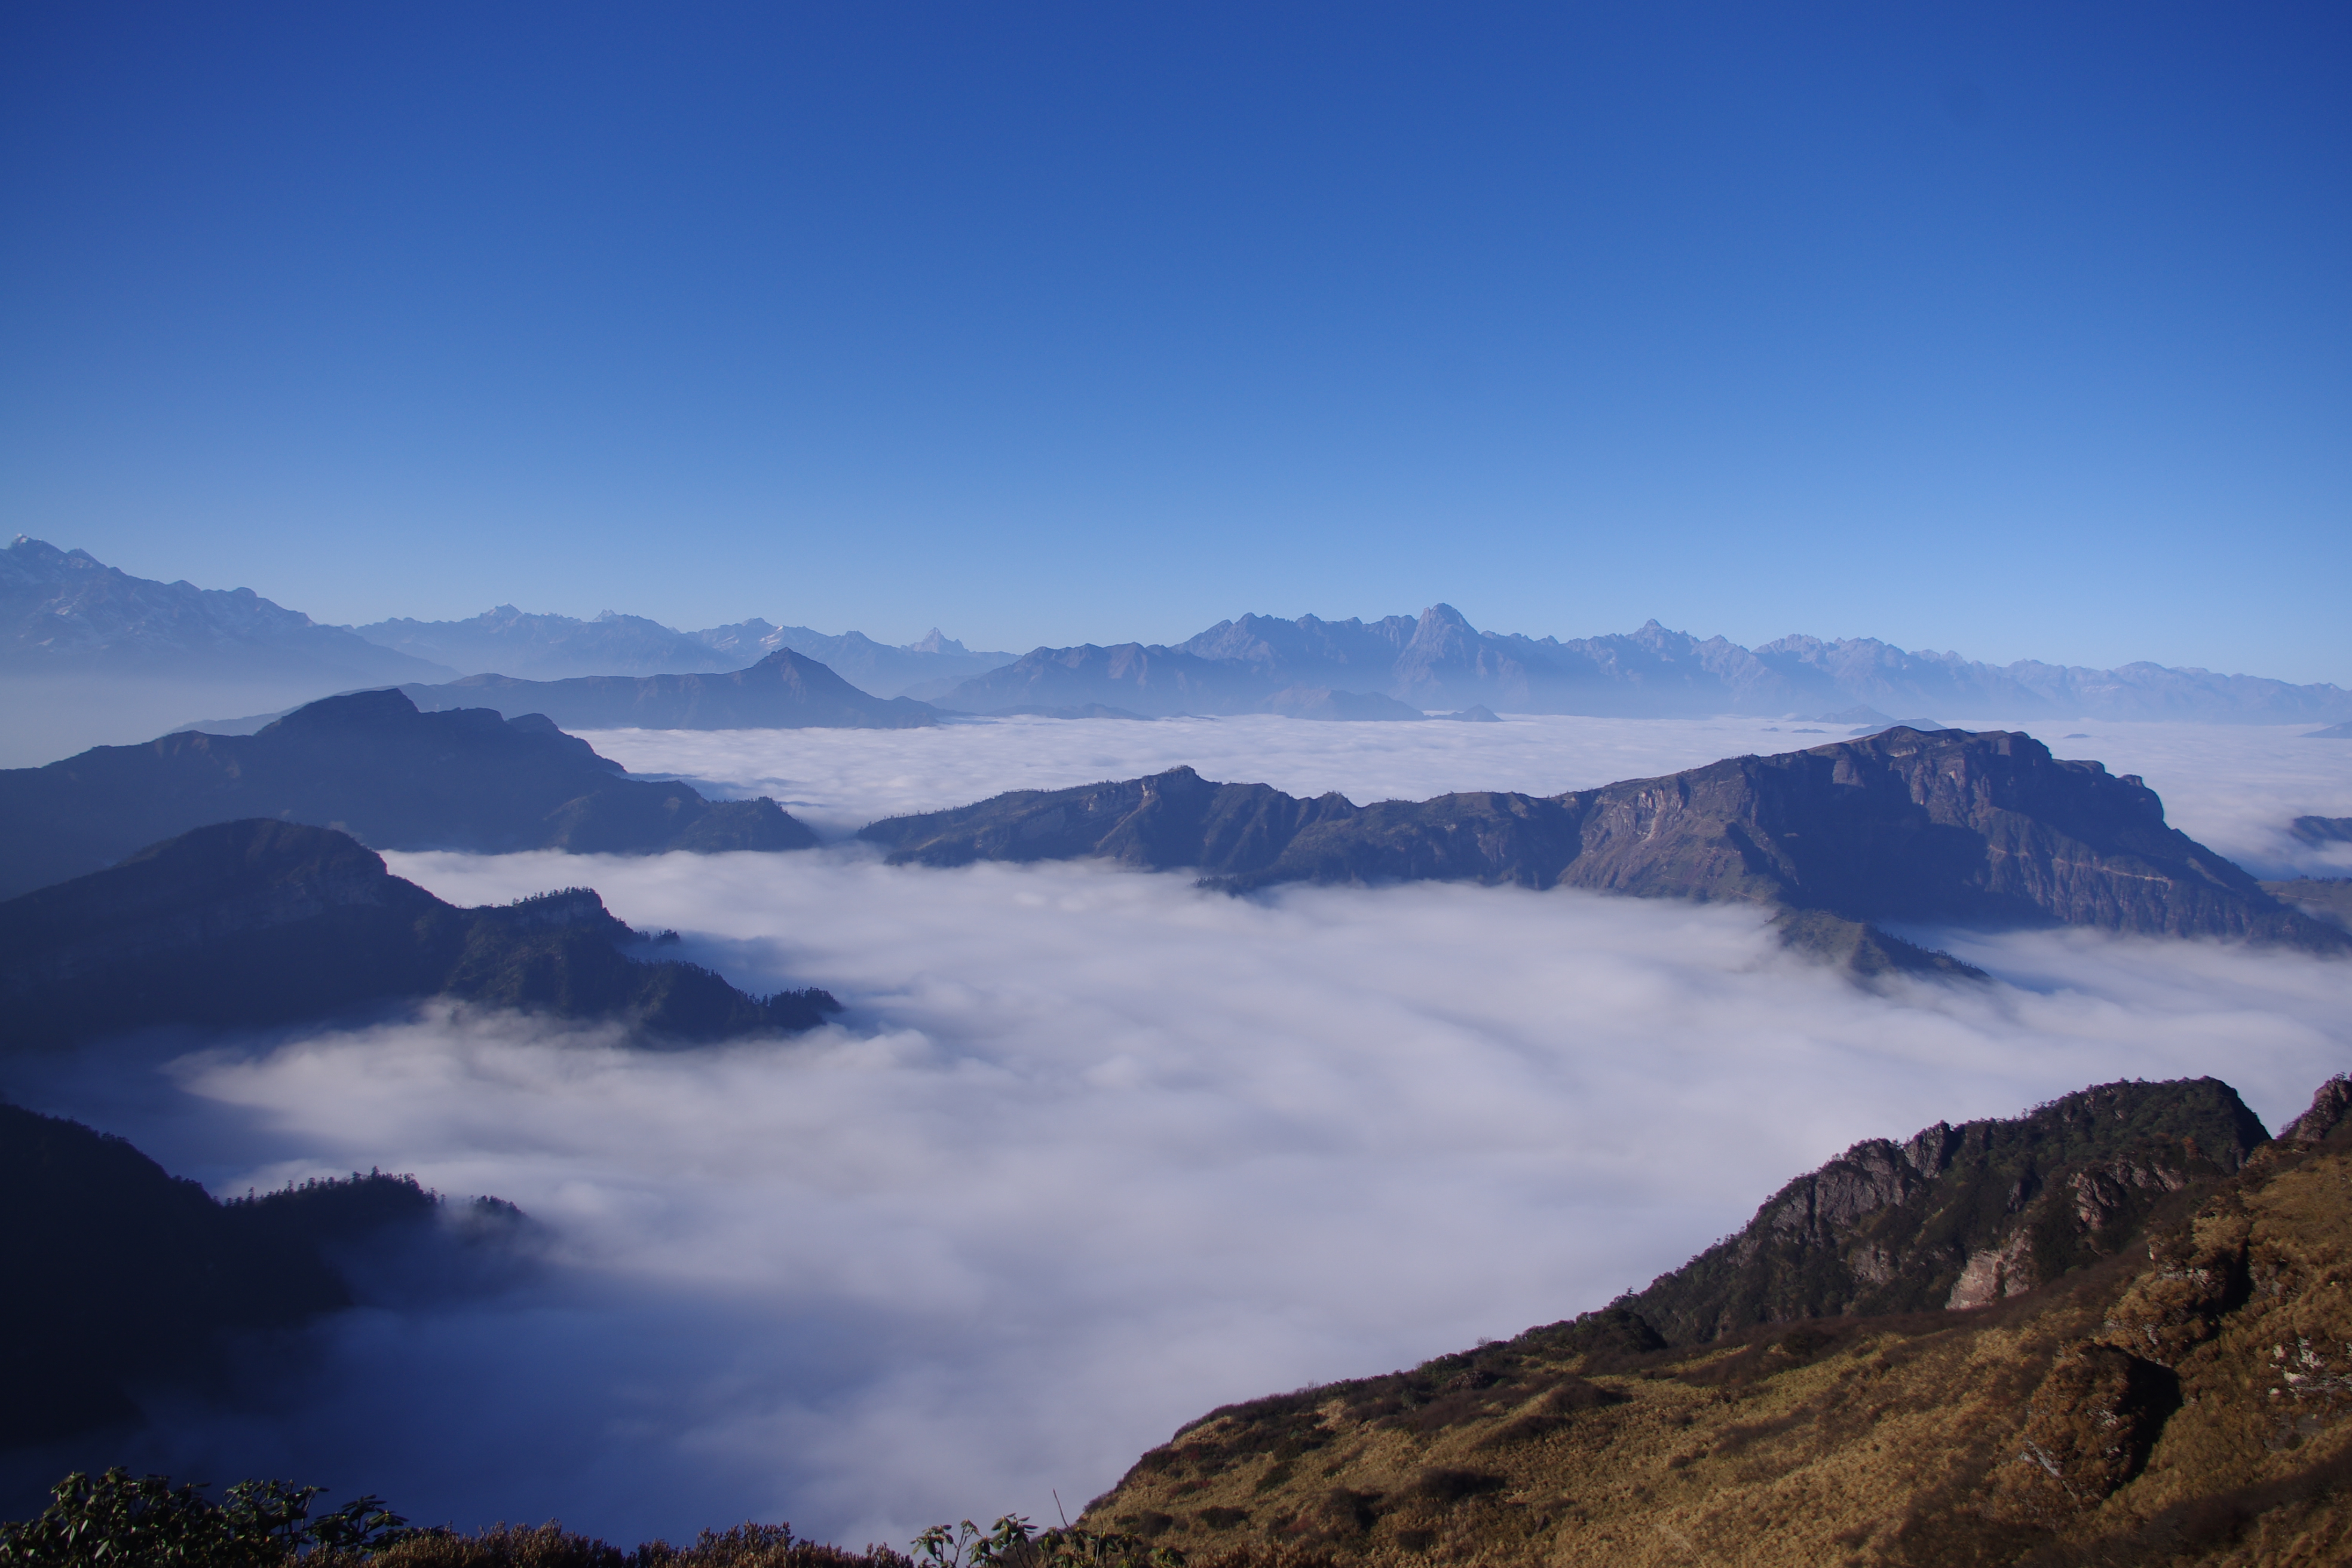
[859,728,2345,956]
[0,688,814,900]
[0,1101,520,1448]
[0,819,839,1049]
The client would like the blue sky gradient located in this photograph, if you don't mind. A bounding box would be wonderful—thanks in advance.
[4,2,2347,677]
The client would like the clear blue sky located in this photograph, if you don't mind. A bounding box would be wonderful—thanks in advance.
[4,2,2347,679]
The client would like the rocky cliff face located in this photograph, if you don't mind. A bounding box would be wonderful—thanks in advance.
[858,730,2346,952]
[0,688,816,900]
[1080,1076,2352,1567]
[0,819,838,1049]
[1613,1078,2271,1343]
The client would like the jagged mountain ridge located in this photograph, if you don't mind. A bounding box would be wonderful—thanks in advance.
[857,727,2345,953]
[1080,1076,2352,1566]
[397,648,939,730]
[2,536,449,684]
[0,688,814,901]
[13,538,2345,721]
[939,604,2352,723]
[0,818,839,1049]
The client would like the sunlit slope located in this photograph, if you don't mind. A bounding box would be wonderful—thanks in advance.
[1084,1083,2352,1567]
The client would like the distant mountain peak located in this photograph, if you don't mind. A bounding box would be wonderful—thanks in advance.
[2,538,448,687]
[938,604,2352,723]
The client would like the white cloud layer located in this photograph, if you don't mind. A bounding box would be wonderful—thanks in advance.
[5,836,2346,1549]
[578,713,2352,875]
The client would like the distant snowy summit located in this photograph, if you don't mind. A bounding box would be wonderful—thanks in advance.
[1,535,446,685]
[8,537,2347,724]
[935,604,2352,725]
[359,608,1016,695]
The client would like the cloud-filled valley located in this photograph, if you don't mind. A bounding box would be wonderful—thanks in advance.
[4,705,2347,1550]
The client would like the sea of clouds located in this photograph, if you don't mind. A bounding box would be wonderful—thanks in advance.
[2,713,2347,1548]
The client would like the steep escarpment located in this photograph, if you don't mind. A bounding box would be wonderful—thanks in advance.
[859,730,2344,951]
[1082,1077,2352,1567]
[0,819,838,1049]
[0,688,814,899]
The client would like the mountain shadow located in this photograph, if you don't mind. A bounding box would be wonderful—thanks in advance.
[858,728,2345,961]
[1082,1074,2352,1566]
[0,688,815,900]
[400,648,938,730]
[0,1101,523,1449]
[0,819,840,1051]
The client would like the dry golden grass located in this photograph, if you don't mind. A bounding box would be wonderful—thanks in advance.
[1085,1149,2352,1568]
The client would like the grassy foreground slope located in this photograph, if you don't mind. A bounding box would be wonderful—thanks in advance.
[1083,1081,2352,1567]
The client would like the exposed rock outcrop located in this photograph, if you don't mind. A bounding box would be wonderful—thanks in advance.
[1610,1078,2268,1344]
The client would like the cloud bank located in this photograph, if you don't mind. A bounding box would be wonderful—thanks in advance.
[5,840,2345,1550]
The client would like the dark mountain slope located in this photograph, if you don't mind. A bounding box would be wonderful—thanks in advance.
[0,688,813,900]
[0,819,838,1050]
[0,1102,499,1447]
[400,648,937,730]
[1081,1076,2352,1567]
[860,729,2344,950]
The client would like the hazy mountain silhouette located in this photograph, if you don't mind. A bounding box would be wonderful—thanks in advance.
[0,689,814,900]
[693,621,1016,699]
[353,605,734,679]
[2,537,449,686]
[399,648,938,730]
[937,604,2352,723]
[0,818,840,1051]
